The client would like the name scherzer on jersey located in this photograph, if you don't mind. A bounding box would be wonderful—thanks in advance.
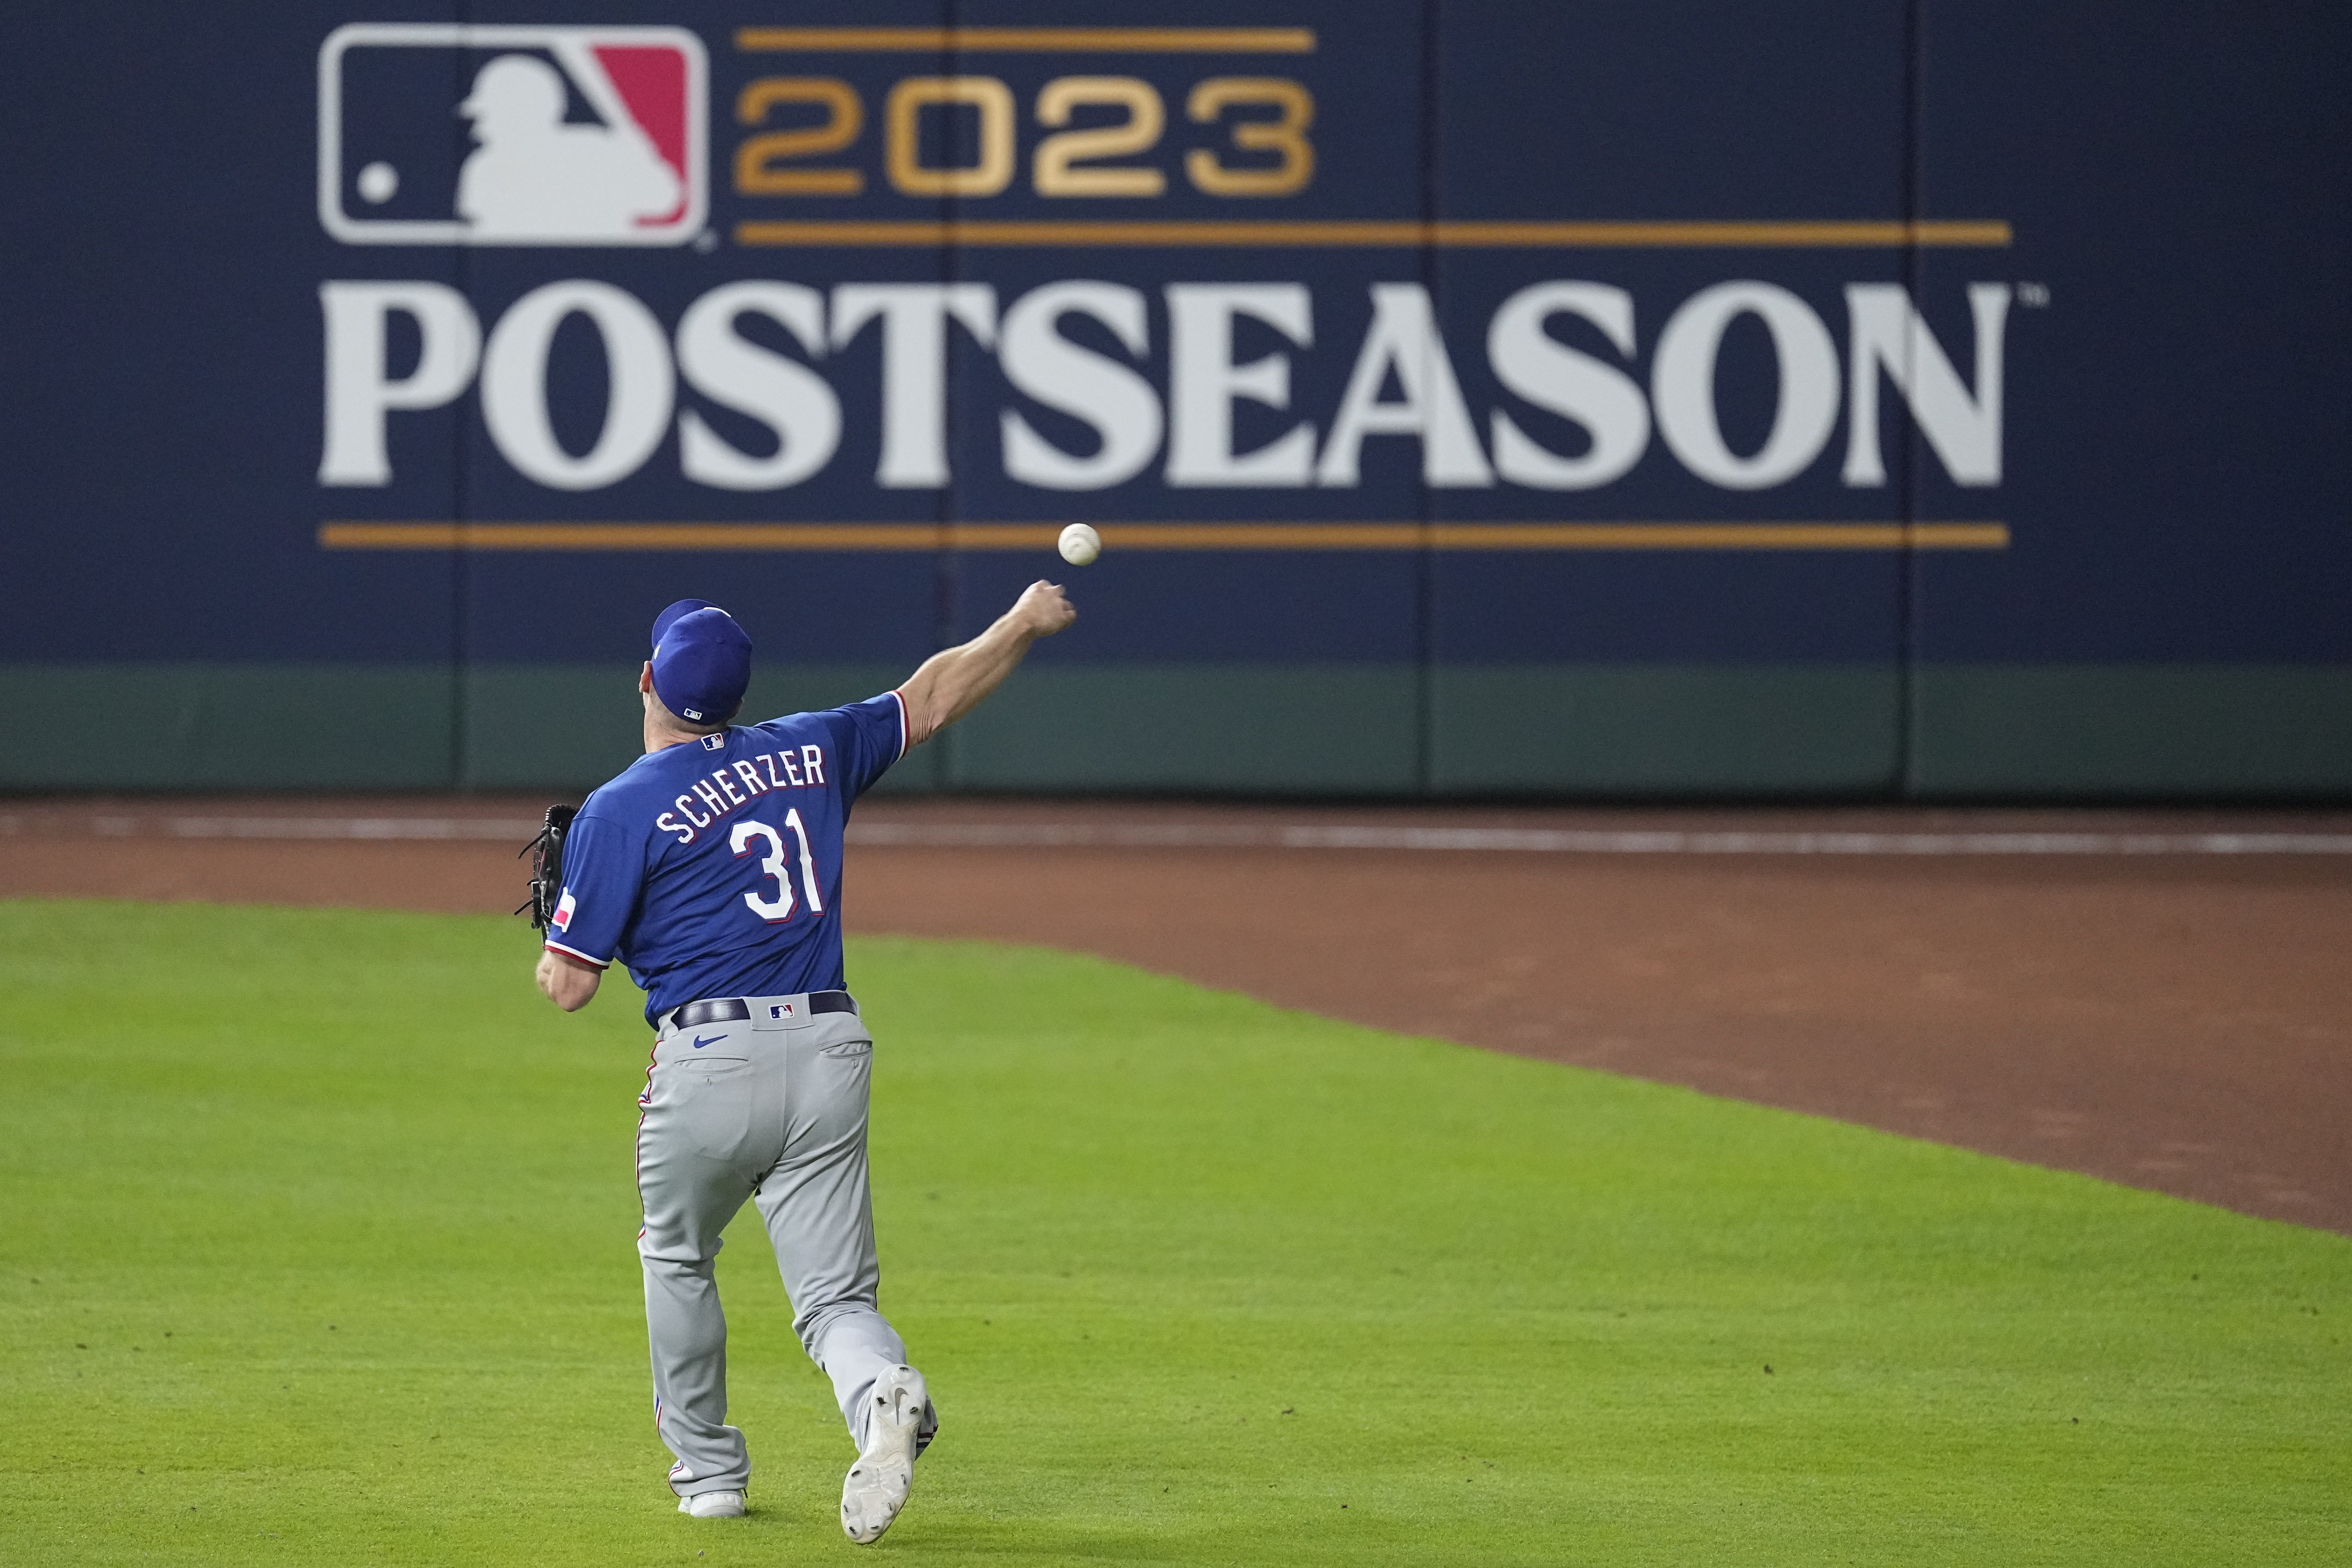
[544,691,908,1026]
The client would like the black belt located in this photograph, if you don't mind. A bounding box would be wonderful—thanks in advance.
[667,991,856,1032]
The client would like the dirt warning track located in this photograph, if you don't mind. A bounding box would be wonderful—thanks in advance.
[5,796,2347,1233]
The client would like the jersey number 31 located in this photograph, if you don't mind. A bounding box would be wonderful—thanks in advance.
[730,812,825,924]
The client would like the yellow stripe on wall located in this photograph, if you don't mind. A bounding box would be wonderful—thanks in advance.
[730,219,2012,250]
[735,27,1318,53]
[319,522,2009,553]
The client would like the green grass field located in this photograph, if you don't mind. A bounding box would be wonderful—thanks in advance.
[1,900,2346,1565]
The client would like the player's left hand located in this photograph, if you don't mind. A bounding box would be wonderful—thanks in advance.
[1012,579,1077,639]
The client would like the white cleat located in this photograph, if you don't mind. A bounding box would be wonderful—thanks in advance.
[678,1489,745,1518]
[841,1364,935,1545]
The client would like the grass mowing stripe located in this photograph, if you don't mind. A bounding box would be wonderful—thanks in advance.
[0,900,2345,1565]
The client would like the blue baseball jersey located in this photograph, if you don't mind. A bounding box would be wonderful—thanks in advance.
[543,691,909,1026]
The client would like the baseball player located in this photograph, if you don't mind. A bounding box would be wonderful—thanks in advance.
[532,582,1076,1541]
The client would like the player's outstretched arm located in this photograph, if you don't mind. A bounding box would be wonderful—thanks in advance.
[897,580,1076,747]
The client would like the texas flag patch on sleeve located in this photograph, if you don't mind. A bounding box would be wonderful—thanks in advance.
[552,889,577,932]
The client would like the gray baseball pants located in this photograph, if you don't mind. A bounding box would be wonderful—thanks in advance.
[635,994,907,1498]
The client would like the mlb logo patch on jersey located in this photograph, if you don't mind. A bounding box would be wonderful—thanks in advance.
[552,889,577,931]
[318,23,707,246]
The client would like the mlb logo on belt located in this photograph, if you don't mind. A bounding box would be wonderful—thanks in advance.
[766,1003,794,1021]
[318,23,707,246]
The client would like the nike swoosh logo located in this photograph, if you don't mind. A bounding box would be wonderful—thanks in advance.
[691,1034,726,1050]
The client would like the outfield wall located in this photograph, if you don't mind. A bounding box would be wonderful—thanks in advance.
[2,3,2346,797]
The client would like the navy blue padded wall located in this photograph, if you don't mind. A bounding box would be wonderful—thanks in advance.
[1430,0,1913,795]
[1906,2,2352,794]
[0,1,2344,796]
[0,0,462,786]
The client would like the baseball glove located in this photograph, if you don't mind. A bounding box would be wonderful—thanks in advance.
[519,804,578,932]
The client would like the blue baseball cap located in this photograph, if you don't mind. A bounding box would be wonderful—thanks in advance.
[648,600,751,725]
[650,598,718,651]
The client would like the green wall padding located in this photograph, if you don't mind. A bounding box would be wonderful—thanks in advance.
[946,664,1421,793]
[0,664,454,789]
[1909,665,2352,796]
[1432,665,1903,795]
[4,663,2347,798]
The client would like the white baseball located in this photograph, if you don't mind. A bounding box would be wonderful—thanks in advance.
[1057,523,1101,566]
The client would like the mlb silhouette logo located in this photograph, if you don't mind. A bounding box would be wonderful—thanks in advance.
[318,23,707,246]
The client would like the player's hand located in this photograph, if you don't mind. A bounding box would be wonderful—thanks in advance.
[1012,579,1077,639]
